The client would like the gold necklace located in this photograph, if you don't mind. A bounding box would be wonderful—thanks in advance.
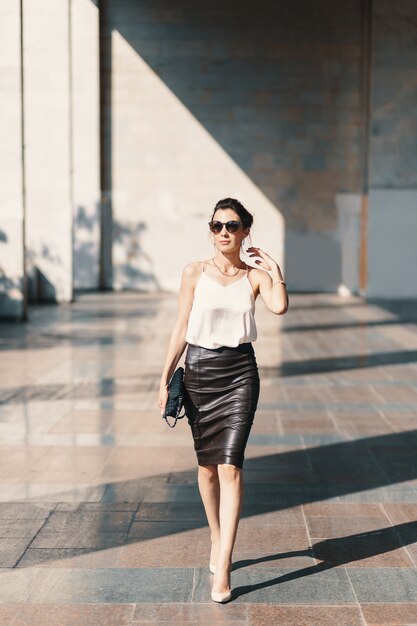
[212,257,244,277]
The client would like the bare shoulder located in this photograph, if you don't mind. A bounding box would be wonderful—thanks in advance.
[247,265,271,297]
[181,261,203,287]
[183,261,202,276]
[247,265,270,283]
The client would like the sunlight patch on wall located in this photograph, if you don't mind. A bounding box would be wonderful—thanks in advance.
[110,31,285,292]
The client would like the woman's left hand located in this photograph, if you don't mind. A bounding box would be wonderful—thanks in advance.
[246,247,279,272]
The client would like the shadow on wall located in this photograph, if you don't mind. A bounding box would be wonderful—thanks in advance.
[26,245,58,304]
[105,0,364,231]
[0,274,23,320]
[99,0,366,291]
[73,204,101,291]
[0,229,24,319]
[112,220,160,291]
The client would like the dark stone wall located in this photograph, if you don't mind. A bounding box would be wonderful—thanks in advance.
[370,0,417,188]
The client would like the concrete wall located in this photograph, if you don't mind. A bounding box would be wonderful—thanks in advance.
[1,0,416,320]
[23,0,73,303]
[0,0,100,318]
[72,0,101,291]
[368,190,417,298]
[0,0,25,319]
[367,0,417,298]
[101,0,364,292]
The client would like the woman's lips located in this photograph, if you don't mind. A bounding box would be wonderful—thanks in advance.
[220,240,230,244]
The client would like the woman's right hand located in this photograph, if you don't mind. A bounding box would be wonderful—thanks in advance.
[158,384,169,415]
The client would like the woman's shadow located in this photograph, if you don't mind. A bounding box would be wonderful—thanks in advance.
[231,520,417,599]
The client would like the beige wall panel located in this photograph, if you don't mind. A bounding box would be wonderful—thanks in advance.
[0,1,25,318]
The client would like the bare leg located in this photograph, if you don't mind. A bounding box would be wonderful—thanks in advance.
[212,463,243,593]
[197,464,221,565]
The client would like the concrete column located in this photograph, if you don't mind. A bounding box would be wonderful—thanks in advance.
[367,0,417,298]
[336,193,362,296]
[72,0,101,291]
[23,0,73,303]
[0,1,25,319]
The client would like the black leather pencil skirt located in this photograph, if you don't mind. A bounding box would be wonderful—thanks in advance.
[183,342,260,469]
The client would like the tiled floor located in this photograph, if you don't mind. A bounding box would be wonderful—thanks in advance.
[0,291,417,625]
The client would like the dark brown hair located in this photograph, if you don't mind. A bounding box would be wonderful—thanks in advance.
[211,198,253,231]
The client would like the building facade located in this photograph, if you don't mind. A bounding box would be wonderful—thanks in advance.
[1,0,416,319]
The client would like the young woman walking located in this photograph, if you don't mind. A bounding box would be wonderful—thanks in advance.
[158,198,288,603]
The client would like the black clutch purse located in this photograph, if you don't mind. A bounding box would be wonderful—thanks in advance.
[162,367,187,428]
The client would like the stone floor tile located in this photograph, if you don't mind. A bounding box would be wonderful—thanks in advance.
[134,502,206,522]
[238,505,305,526]
[25,568,194,603]
[132,602,247,623]
[55,501,138,512]
[246,603,365,626]
[117,537,206,568]
[305,515,394,539]
[0,606,21,626]
[347,567,417,602]
[30,529,127,550]
[141,484,201,504]
[40,510,134,534]
[382,504,417,524]
[360,602,417,624]
[233,527,311,552]
[0,292,417,622]
[0,537,33,568]
[17,546,123,568]
[0,568,40,603]
[193,565,357,603]
[302,502,388,517]
[311,535,414,568]
[0,502,54,519]
[231,550,316,569]
[0,518,46,538]
[100,483,150,502]
[11,603,134,625]
[127,520,205,540]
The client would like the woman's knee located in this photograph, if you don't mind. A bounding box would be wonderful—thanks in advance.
[198,464,218,481]
[218,463,241,482]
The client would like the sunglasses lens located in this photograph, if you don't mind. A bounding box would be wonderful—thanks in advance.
[209,221,223,233]
[208,220,241,234]
[226,221,240,233]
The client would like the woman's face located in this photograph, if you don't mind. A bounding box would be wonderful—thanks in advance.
[211,209,249,252]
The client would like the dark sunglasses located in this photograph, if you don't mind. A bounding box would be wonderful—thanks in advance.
[208,220,242,234]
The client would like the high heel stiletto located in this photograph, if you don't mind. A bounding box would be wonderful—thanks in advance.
[211,566,232,603]
[211,590,232,603]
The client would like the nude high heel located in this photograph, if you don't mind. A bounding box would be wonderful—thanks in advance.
[211,565,232,603]
[211,589,232,603]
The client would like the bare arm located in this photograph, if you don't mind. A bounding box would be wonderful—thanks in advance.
[247,246,289,315]
[258,268,289,315]
[157,262,196,413]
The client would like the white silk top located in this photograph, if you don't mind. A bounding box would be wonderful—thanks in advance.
[185,261,257,349]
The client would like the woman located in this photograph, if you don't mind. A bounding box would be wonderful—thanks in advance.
[158,197,288,603]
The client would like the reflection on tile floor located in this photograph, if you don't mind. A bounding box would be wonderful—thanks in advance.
[0,292,417,624]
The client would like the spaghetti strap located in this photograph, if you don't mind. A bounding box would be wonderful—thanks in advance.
[201,260,205,273]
